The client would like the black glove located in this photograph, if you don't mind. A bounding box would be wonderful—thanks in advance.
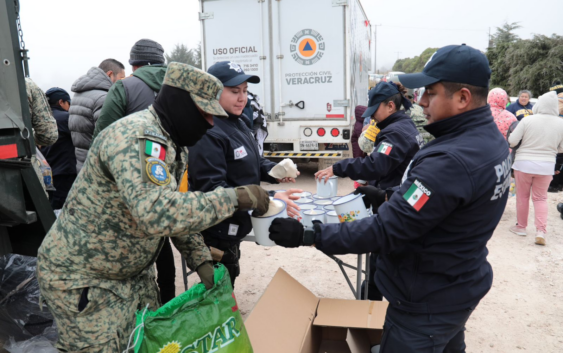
[269,218,304,248]
[354,186,386,209]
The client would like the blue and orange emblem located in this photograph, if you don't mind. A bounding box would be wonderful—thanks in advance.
[290,29,325,66]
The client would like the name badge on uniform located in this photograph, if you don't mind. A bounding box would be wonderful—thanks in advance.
[234,146,248,160]
[228,224,239,236]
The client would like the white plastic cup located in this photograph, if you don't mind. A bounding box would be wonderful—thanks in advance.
[294,191,312,199]
[302,209,326,228]
[333,193,369,223]
[313,200,333,210]
[324,204,335,212]
[294,204,317,223]
[316,176,338,198]
[326,210,339,224]
[295,198,314,205]
[251,199,287,246]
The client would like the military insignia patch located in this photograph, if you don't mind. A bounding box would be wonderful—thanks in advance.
[146,158,171,186]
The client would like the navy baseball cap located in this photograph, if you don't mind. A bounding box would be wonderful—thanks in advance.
[207,61,260,87]
[45,87,71,103]
[398,44,491,89]
[362,82,405,118]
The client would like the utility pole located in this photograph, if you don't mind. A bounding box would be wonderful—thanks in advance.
[396,52,401,60]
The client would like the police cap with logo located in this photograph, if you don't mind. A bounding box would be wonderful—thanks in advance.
[207,61,260,87]
[398,44,491,89]
[362,81,412,118]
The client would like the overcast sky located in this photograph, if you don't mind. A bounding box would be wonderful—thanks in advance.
[20,0,563,93]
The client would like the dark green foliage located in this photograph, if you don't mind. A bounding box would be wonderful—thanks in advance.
[392,47,439,73]
[165,43,202,69]
[488,34,563,96]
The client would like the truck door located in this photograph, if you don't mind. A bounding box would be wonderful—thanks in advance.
[200,0,272,116]
[271,0,347,121]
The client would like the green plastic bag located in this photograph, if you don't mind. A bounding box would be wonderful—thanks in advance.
[129,264,253,353]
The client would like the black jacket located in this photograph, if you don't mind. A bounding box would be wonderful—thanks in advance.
[333,111,421,189]
[41,107,77,176]
[316,105,510,314]
[188,114,278,242]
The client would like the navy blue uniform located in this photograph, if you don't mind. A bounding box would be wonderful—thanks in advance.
[333,111,421,189]
[41,106,77,209]
[188,114,277,242]
[315,106,510,350]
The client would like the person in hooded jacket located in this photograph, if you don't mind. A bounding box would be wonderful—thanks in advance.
[188,61,301,287]
[41,88,76,210]
[487,87,517,139]
[69,59,125,172]
[507,90,534,121]
[269,44,511,352]
[508,91,563,246]
[548,80,563,192]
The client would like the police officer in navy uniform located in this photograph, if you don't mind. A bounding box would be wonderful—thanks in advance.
[315,81,421,193]
[188,61,300,287]
[269,44,511,352]
[316,81,422,301]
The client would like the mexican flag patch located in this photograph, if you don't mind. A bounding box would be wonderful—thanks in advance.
[145,140,166,160]
[403,179,432,211]
[377,142,393,155]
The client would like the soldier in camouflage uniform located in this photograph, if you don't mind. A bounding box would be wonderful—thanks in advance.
[25,78,58,191]
[406,103,433,145]
[36,63,270,352]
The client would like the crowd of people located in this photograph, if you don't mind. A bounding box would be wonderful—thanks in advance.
[21,40,563,352]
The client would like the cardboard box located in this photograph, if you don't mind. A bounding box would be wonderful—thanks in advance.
[246,268,388,353]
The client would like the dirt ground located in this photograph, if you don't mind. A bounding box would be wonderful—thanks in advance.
[172,162,563,352]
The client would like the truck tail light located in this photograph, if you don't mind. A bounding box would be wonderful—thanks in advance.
[303,128,312,137]
[331,128,340,137]
[317,128,326,137]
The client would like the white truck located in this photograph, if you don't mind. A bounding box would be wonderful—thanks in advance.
[199,0,371,166]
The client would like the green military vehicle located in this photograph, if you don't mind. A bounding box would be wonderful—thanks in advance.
[0,0,55,257]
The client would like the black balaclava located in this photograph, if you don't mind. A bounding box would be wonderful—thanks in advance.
[153,85,213,147]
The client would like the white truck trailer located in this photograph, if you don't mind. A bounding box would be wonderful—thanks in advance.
[199,0,371,166]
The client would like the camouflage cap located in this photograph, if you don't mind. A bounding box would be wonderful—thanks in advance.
[163,62,228,117]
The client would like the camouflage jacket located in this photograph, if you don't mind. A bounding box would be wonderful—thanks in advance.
[26,78,58,146]
[25,78,57,192]
[407,104,433,144]
[37,107,237,293]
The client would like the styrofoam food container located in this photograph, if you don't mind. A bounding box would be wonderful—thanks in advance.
[316,176,338,198]
[302,209,326,228]
[250,199,287,246]
[293,191,312,199]
[294,204,317,223]
[295,198,313,205]
[333,193,369,223]
[326,210,339,224]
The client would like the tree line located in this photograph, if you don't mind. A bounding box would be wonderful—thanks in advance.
[392,22,563,97]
